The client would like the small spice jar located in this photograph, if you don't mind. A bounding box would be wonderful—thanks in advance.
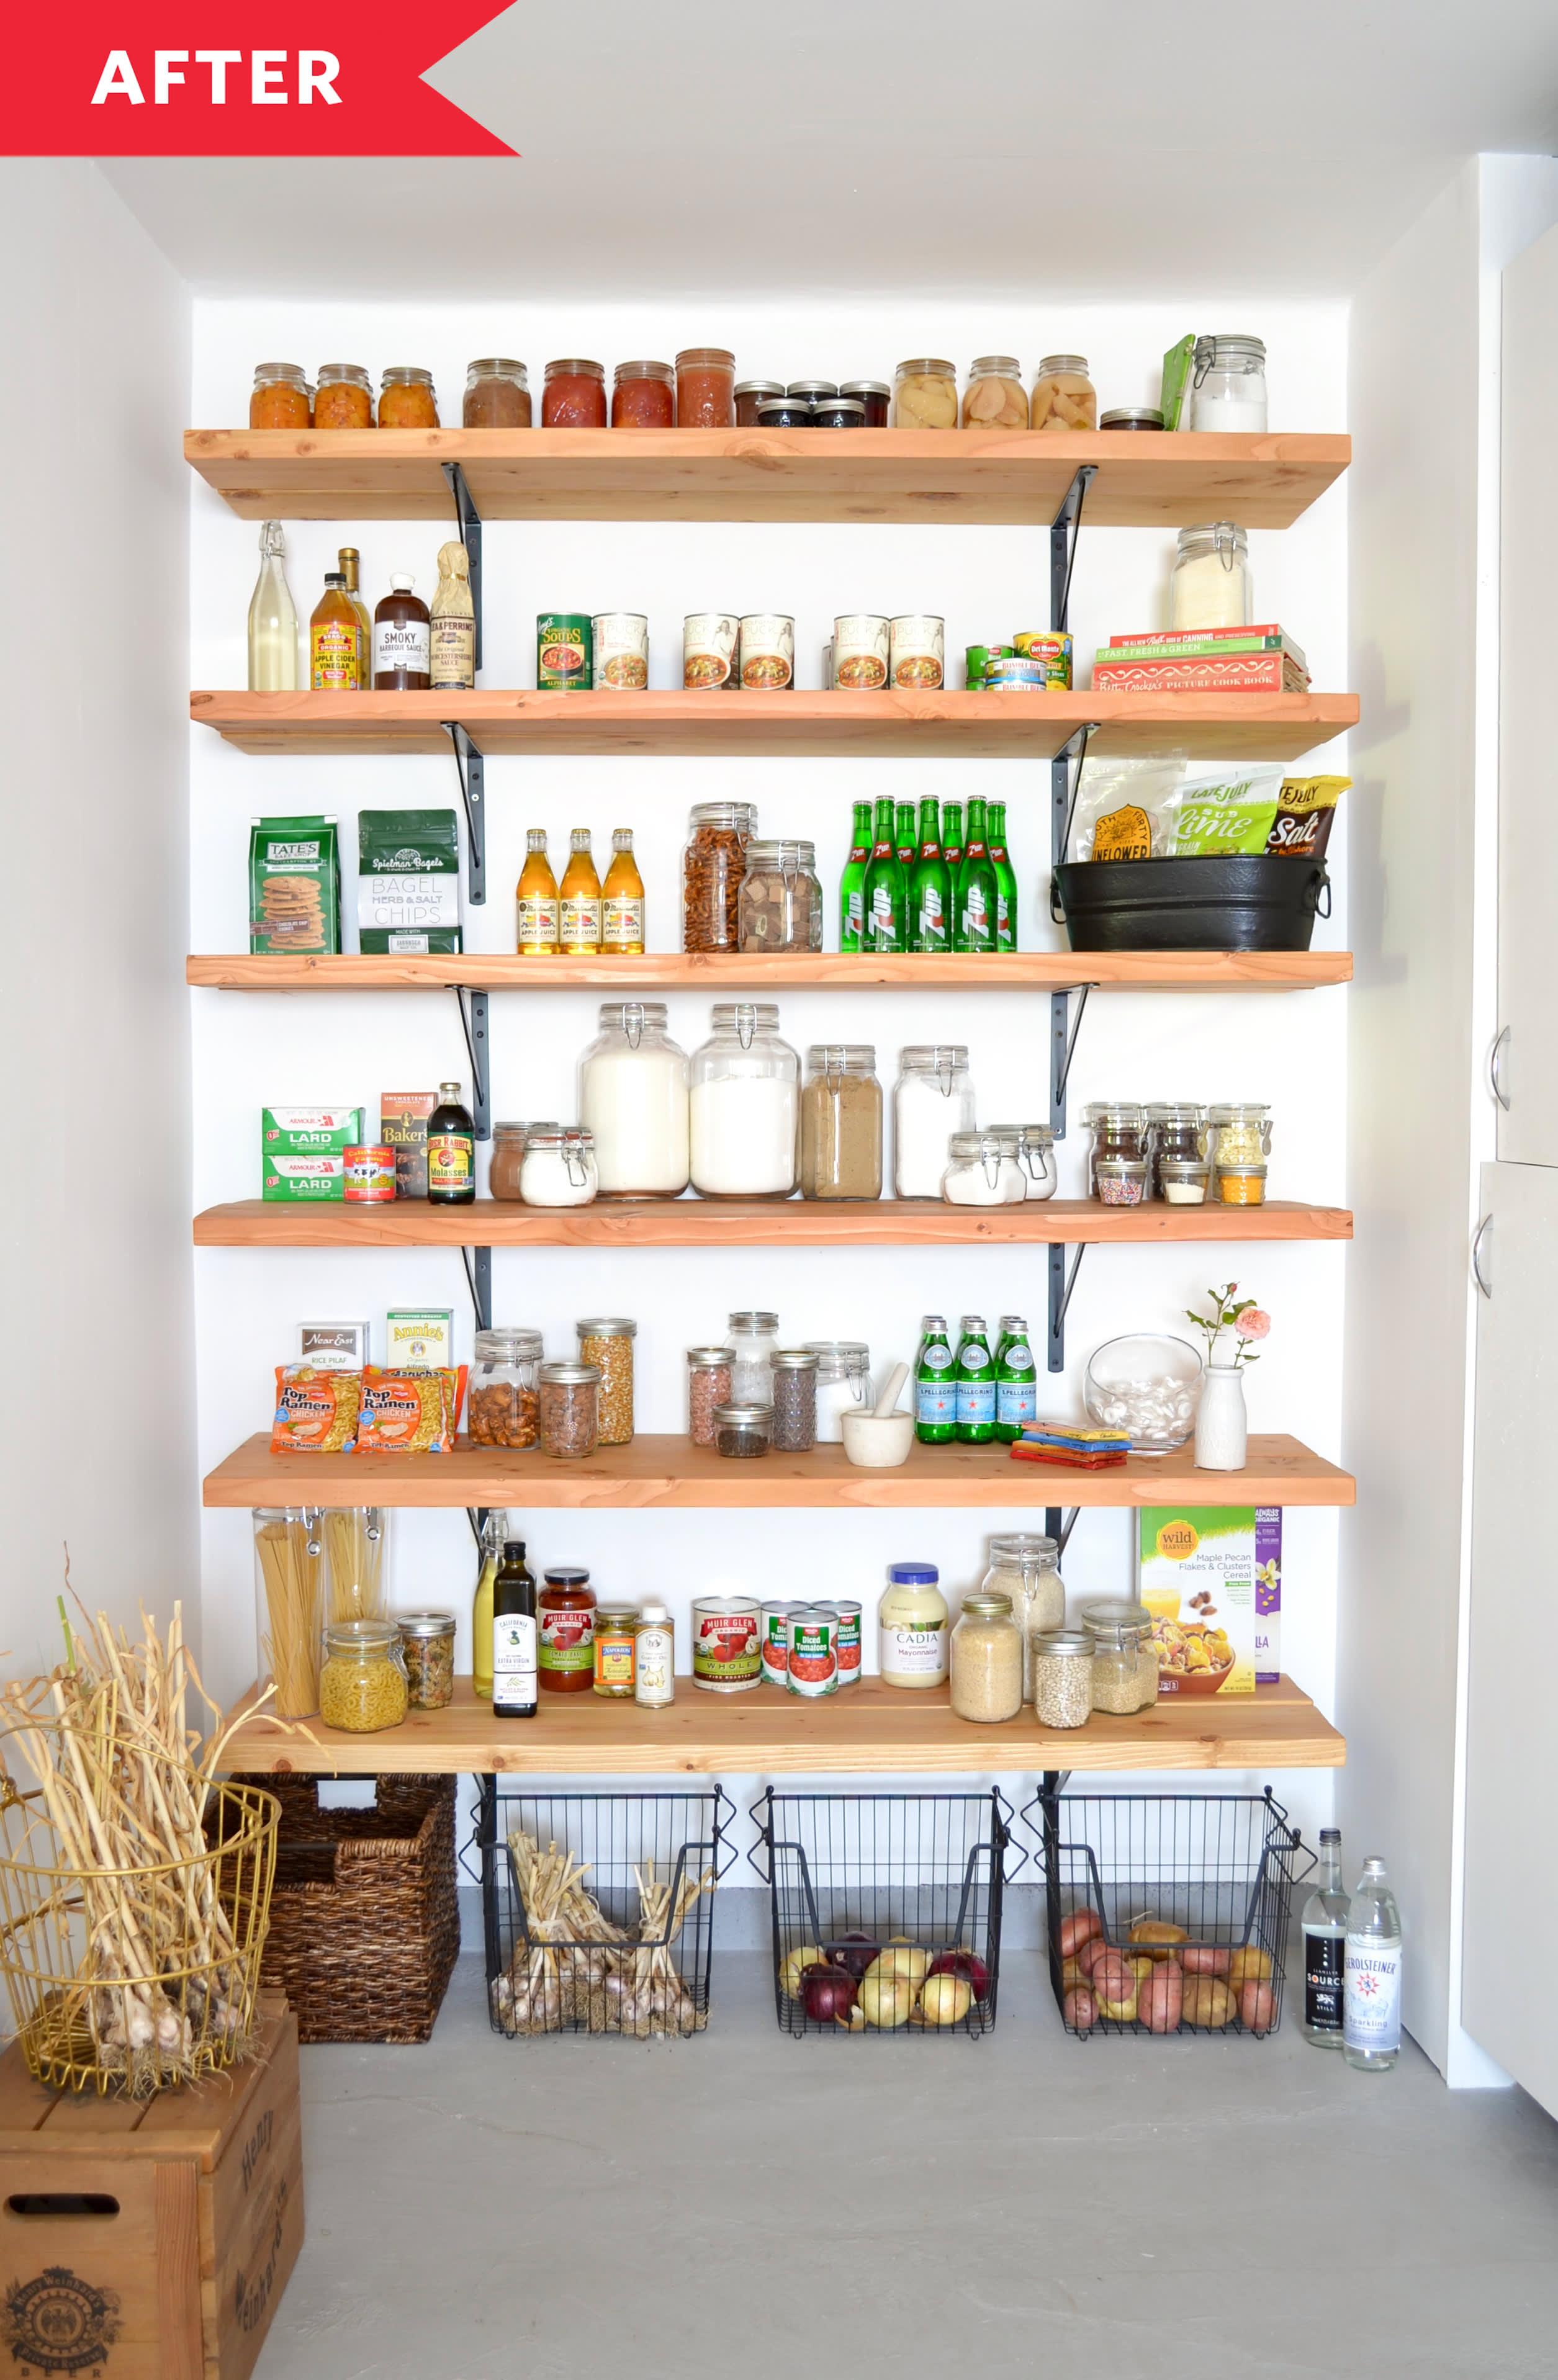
[891,357,958,429]
[1082,1101,1148,1195]
[611,360,675,427]
[1217,1161,1268,1206]
[542,359,606,428]
[464,359,531,428]
[687,1347,734,1447]
[1030,355,1097,432]
[738,839,822,952]
[318,1620,408,1733]
[1079,1602,1159,1713]
[713,1403,773,1459]
[1032,1631,1095,1730]
[538,1568,597,1692]
[950,1592,1024,1724]
[961,356,1029,429]
[735,379,783,425]
[593,1604,639,1697]
[538,1360,600,1460]
[1096,1157,1149,1206]
[489,1121,528,1201]
[800,1044,883,1201]
[1159,1157,1211,1205]
[468,1326,543,1449]
[397,1611,457,1712]
[770,1350,818,1453]
[314,364,374,428]
[675,347,736,428]
[250,362,310,428]
[840,379,890,426]
[577,1316,636,1444]
[683,799,751,953]
[378,367,439,428]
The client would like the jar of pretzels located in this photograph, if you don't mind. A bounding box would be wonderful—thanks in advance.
[683,800,757,954]
[467,1327,543,1448]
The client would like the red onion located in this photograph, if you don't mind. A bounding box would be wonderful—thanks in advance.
[832,1933,879,1981]
[802,1964,858,2024]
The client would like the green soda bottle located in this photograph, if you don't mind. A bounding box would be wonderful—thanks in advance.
[909,797,951,954]
[895,801,917,869]
[955,797,999,954]
[941,800,965,884]
[862,794,907,953]
[954,1313,996,1445]
[993,1313,1019,1367]
[839,799,873,953]
[988,800,1019,952]
[914,1314,956,1445]
[994,1314,1038,1443]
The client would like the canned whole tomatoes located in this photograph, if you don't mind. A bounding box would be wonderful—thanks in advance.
[831,1600,862,1685]
[691,1596,761,1693]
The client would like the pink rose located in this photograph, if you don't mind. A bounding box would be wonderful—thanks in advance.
[1238,1309,1271,1340]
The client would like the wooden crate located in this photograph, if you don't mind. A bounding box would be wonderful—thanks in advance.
[0,1996,302,2380]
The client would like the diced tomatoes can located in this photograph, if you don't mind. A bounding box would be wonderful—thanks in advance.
[786,1605,839,1699]
[831,1600,862,1684]
[691,1595,761,1692]
[760,1601,797,1687]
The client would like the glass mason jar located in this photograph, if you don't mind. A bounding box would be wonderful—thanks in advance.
[253,1507,324,1719]
[891,357,958,429]
[1146,1103,1207,1195]
[611,359,675,428]
[735,379,784,425]
[800,1044,882,1200]
[1096,1156,1149,1206]
[893,1046,976,1198]
[541,358,606,427]
[1082,1102,1148,1196]
[579,1001,690,1198]
[1002,1123,1058,1201]
[250,362,310,428]
[842,379,891,426]
[577,1317,635,1444]
[489,1120,528,1201]
[675,347,736,428]
[319,1620,409,1733]
[1079,1602,1160,1713]
[950,1592,1024,1723]
[770,1349,819,1453]
[1189,335,1268,433]
[314,364,374,428]
[538,1361,600,1459]
[1032,1631,1095,1730]
[1205,1102,1273,1167]
[806,1341,873,1442]
[520,1123,598,1206]
[593,1604,640,1697]
[727,1311,778,1404]
[687,1347,735,1447]
[1170,522,1251,631]
[1030,354,1097,431]
[397,1611,457,1711]
[1217,1160,1268,1207]
[982,1534,1065,1703]
[712,1402,773,1458]
[738,839,823,953]
[378,366,439,428]
[683,800,752,954]
[464,358,531,428]
[961,355,1029,429]
[942,1128,1025,1206]
[1159,1156,1210,1206]
[468,1327,543,1449]
[689,1003,799,1200]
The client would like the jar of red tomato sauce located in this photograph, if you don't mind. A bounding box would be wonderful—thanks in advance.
[612,361,675,428]
[543,359,607,428]
[538,1567,597,1692]
[675,348,736,429]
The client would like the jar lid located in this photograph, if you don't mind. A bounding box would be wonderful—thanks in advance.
[1037,354,1089,374]
[757,400,810,423]
[744,838,806,864]
[595,1601,641,1622]
[688,801,750,826]
[492,1120,528,1139]
[729,1311,779,1331]
[840,379,891,397]
[806,1043,876,1074]
[711,1403,773,1426]
[539,1360,601,1385]
[467,357,527,381]
[325,1619,400,1655]
[735,379,784,397]
[474,1327,544,1360]
[1196,334,1266,362]
[596,999,672,1031]
[1208,1102,1269,1120]
[709,1000,780,1028]
[1101,406,1164,429]
[896,358,955,376]
[1096,1156,1148,1176]
[1159,1156,1210,1177]
[1217,1160,1268,1176]
[576,1316,637,1337]
[523,1122,566,1146]
[1178,521,1249,550]
[988,1532,1059,1563]
[318,363,372,388]
[543,1566,592,1587]
[991,1122,1055,1144]
[803,1339,869,1358]
[1147,1102,1205,1121]
[889,1562,939,1584]
[613,359,673,380]
[381,366,435,386]
[687,1345,736,1367]
[786,380,838,398]
[814,400,866,422]
[1082,1102,1147,1125]
[253,361,307,384]
[948,1129,1019,1157]
[544,357,605,379]
[676,348,735,367]
[1033,1630,1094,1659]
[770,1348,819,1370]
[969,355,1021,377]
[961,1592,1014,1617]
[397,1610,457,1637]
[899,1044,970,1071]
[1079,1601,1154,1635]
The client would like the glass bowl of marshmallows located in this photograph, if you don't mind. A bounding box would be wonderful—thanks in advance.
[1083,1335,1204,1455]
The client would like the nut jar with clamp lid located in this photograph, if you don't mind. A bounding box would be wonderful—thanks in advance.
[319,1619,409,1733]
[1189,335,1268,433]
[800,1044,882,1201]
[1082,1102,1148,1196]
[579,1001,690,1198]
[468,1326,543,1449]
[893,1045,976,1198]
[689,1002,799,1200]
[981,1534,1065,1702]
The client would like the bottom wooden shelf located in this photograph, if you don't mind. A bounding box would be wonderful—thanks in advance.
[217,1674,1344,1777]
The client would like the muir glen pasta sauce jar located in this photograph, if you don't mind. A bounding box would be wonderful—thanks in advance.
[538,1569,597,1692]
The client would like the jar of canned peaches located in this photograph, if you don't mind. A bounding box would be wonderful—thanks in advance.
[961,356,1029,429]
[314,364,374,429]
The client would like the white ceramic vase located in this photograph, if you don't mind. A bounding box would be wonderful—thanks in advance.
[1195,1357,1248,1471]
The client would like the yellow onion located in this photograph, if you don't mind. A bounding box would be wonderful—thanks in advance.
[858,1972,914,2028]
[917,1972,973,2027]
[866,1944,929,1992]
[780,1945,829,2000]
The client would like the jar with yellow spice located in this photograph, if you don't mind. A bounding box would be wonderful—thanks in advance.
[318,1620,409,1732]
[891,357,958,429]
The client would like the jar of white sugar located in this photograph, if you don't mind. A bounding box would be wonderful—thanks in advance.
[893,1045,975,1198]
[689,1003,799,1199]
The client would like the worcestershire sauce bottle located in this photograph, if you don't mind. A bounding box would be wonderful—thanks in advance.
[427,1079,475,1206]
[492,1540,539,1718]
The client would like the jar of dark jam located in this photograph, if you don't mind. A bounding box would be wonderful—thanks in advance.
[736,379,783,426]
[787,381,838,407]
[840,379,890,427]
[538,1568,597,1693]
[812,397,866,429]
[757,398,813,431]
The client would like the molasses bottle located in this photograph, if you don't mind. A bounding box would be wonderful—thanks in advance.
[374,571,431,689]
[427,1079,475,1206]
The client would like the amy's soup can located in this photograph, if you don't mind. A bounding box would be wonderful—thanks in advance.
[592,613,649,689]
[538,613,592,691]
[889,616,944,691]
[786,1605,839,1699]
[739,614,795,691]
[683,613,739,691]
[831,616,890,690]
[691,1595,761,1692]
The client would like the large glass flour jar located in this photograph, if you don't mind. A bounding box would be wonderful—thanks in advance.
[578,1002,690,1199]
[690,1003,799,1199]
[981,1534,1065,1703]
[893,1046,975,1198]
[1169,522,1251,631]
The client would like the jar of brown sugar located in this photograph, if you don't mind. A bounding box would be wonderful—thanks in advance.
[800,1044,883,1200]
[378,367,439,429]
[687,1347,734,1447]
[611,361,675,428]
[676,347,736,428]
[489,1121,528,1202]
[577,1317,636,1444]
[538,1360,600,1458]
[464,359,531,428]
[250,363,311,429]
[314,364,374,429]
[542,359,606,428]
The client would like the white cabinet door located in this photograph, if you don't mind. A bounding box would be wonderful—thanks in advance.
[1462,1162,1558,2110]
[1498,225,1558,1161]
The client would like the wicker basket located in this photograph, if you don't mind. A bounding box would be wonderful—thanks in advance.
[231,1773,459,2044]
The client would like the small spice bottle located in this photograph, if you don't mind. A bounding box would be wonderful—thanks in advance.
[397,1612,457,1712]
[713,1403,773,1459]
[675,347,736,428]
[250,362,310,428]
[538,1361,600,1459]
[464,359,531,427]
[949,1592,1024,1724]
[611,361,675,428]
[378,366,439,428]
[1032,1630,1095,1730]
[538,1568,597,1692]
[687,1347,734,1447]
[593,1604,640,1697]
[577,1317,636,1444]
[314,364,374,429]
[634,1600,675,1707]
[770,1350,819,1453]
[543,359,607,427]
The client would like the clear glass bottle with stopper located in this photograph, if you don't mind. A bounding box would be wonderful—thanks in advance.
[248,521,299,691]
[1301,1825,1346,2048]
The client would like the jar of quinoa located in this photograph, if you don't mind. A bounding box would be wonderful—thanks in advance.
[687,1346,734,1447]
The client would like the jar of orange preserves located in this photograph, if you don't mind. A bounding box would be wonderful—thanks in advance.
[250,364,310,429]
[314,364,374,429]
[676,348,736,429]
[378,367,439,429]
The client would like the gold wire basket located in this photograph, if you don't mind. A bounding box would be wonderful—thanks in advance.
[0,1777,279,2096]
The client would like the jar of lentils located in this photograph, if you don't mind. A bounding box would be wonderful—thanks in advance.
[576,1316,636,1444]
[538,1360,600,1459]
[770,1349,819,1452]
[687,1346,734,1447]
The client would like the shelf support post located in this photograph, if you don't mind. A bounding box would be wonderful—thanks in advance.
[1042,1507,1081,1555]
[441,462,483,673]
[461,1245,492,1333]
[1048,724,1098,1142]
[1050,981,1091,1140]
[444,725,487,907]
[1050,465,1096,637]
[1048,1242,1086,1374]
[454,989,490,1138]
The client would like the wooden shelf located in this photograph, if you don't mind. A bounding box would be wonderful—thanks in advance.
[215,1673,1345,1777]
[205,1431,1353,1511]
[195,1197,1352,1251]
[191,686,1357,763]
[187,949,1353,994]
[186,427,1350,530]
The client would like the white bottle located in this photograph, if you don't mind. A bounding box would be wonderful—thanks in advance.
[247,519,299,691]
[634,1601,675,1707]
[1343,1855,1403,2071]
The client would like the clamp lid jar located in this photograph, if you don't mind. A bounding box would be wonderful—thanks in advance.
[800,1043,882,1202]
[469,1326,543,1451]
[1189,335,1268,433]
[806,1340,873,1442]
[319,1620,409,1733]
[578,1000,690,1202]
[943,1128,1025,1208]
[1171,521,1251,631]
[982,1534,1064,1702]
[689,1003,800,1201]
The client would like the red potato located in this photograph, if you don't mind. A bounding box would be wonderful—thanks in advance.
[1058,1908,1103,1958]
[1139,1962,1184,2033]
[1240,1980,1277,2034]
[1181,1944,1233,1977]
[1063,1986,1097,2031]
[1090,1949,1140,2021]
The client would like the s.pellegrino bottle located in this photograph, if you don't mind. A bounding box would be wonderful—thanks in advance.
[1343,1855,1402,2071]
[839,800,872,953]
[909,797,951,954]
[1301,1825,1347,2047]
[862,795,907,953]
[994,1315,1037,1444]
[491,1539,538,1718]
[954,1314,996,1445]
[915,1314,956,1445]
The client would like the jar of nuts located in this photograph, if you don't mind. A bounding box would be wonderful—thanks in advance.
[891,357,958,429]
[576,1316,636,1444]
[469,1327,543,1449]
[737,839,822,953]
[683,799,757,954]
[396,1611,457,1711]
[539,1360,600,1460]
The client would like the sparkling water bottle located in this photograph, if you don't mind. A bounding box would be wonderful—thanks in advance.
[1343,1856,1402,2072]
[1300,1826,1347,2047]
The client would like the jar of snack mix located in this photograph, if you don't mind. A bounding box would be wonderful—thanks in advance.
[468,1327,543,1450]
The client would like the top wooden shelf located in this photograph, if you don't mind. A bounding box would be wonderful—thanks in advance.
[184,428,1350,530]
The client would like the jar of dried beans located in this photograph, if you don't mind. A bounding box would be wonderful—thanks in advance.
[538,1361,600,1460]
[675,346,736,428]
[314,364,374,428]
[683,800,754,953]
[577,1316,636,1444]
[687,1346,734,1446]
[770,1349,818,1452]
[611,360,675,427]
[397,1611,457,1711]
[469,1327,543,1449]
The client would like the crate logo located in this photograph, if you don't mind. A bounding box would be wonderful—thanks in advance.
[2,2267,122,2376]
[1154,1519,1200,1561]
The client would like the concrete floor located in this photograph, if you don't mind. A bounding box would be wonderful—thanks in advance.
[256,1952,1558,2380]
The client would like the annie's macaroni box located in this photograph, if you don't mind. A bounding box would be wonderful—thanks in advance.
[1138,1506,1282,1695]
[261,1107,364,1202]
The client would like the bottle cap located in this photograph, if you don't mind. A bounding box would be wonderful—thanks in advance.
[1320,1827,1341,1843]
[639,1599,669,1623]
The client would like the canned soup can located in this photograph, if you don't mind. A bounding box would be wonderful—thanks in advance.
[831,1599,862,1683]
[889,615,944,690]
[691,1595,761,1692]
[592,613,649,689]
[537,613,592,691]
[739,614,795,691]
[831,615,890,689]
[760,1601,795,1686]
[787,1606,839,1699]
[684,613,739,691]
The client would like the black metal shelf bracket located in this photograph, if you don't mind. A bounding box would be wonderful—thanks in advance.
[1048,1242,1086,1375]
[441,462,483,673]
[460,1244,493,1334]
[1042,1507,1082,1556]
[454,987,490,1138]
[1048,723,1100,1142]
[444,724,487,906]
[1050,982,1092,1140]
[1050,465,1096,637]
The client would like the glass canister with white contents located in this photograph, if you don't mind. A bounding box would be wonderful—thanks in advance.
[981,1534,1065,1704]
[1006,1123,1058,1201]
[893,1045,975,1198]
[578,1002,690,1199]
[519,1124,598,1206]
[727,1311,778,1406]
[689,1002,799,1199]
[1170,522,1251,631]
[806,1342,873,1442]
[1189,335,1268,433]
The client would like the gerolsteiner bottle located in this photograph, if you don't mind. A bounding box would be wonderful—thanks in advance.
[1343,1856,1403,2071]
[492,1539,538,1718]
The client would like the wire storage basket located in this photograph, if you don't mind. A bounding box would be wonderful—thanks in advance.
[750,1789,1017,2038]
[1023,1785,1312,2040]
[481,1786,732,2039]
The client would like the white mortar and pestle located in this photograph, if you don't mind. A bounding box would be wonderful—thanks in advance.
[840,1362,914,1468]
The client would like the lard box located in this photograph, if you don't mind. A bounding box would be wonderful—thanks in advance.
[1138,1506,1282,1694]
[261,1107,364,1202]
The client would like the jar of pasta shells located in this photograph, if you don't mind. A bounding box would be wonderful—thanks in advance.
[891,357,959,429]
[577,1317,636,1444]
[468,1326,542,1450]
[1030,354,1097,433]
[961,356,1029,429]
[683,799,755,954]
[397,1612,457,1711]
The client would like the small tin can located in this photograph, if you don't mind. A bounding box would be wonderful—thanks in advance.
[889,615,945,691]
[1013,631,1074,689]
[592,613,649,690]
[691,1594,761,1692]
[831,614,890,690]
[831,1600,862,1686]
[537,612,592,691]
[760,1601,796,1687]
[343,1145,395,1202]
[786,1605,839,1699]
[739,614,795,691]
[684,613,739,691]
[965,644,992,688]
[986,654,1048,689]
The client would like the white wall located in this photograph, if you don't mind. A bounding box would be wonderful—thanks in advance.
[0,164,196,1673]
[191,295,1348,1859]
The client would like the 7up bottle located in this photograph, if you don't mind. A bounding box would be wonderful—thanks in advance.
[839,800,872,953]
[988,800,1019,951]
[954,1314,996,1445]
[915,1314,956,1445]
[909,797,951,954]
[994,1314,1038,1443]
[862,796,907,953]
[955,796,999,954]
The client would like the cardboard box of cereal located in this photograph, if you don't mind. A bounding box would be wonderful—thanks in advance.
[1138,1506,1281,1695]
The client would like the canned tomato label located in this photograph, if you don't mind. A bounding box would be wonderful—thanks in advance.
[683,613,739,690]
[538,613,592,691]
[787,1607,839,1699]
[592,613,649,690]
[343,1145,395,1202]
[760,1601,795,1686]
[1012,631,1074,689]
[691,1595,761,1691]
[739,614,795,691]
[889,616,945,691]
[831,1600,862,1682]
[831,615,890,690]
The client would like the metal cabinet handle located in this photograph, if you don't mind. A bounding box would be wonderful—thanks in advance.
[1490,1026,1511,1111]
[1472,1215,1493,1298]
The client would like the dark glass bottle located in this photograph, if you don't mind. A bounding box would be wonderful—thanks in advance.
[373,570,431,690]
[491,1539,538,1718]
[909,797,951,954]
[955,797,999,954]
[427,1078,475,1206]
[862,795,907,953]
